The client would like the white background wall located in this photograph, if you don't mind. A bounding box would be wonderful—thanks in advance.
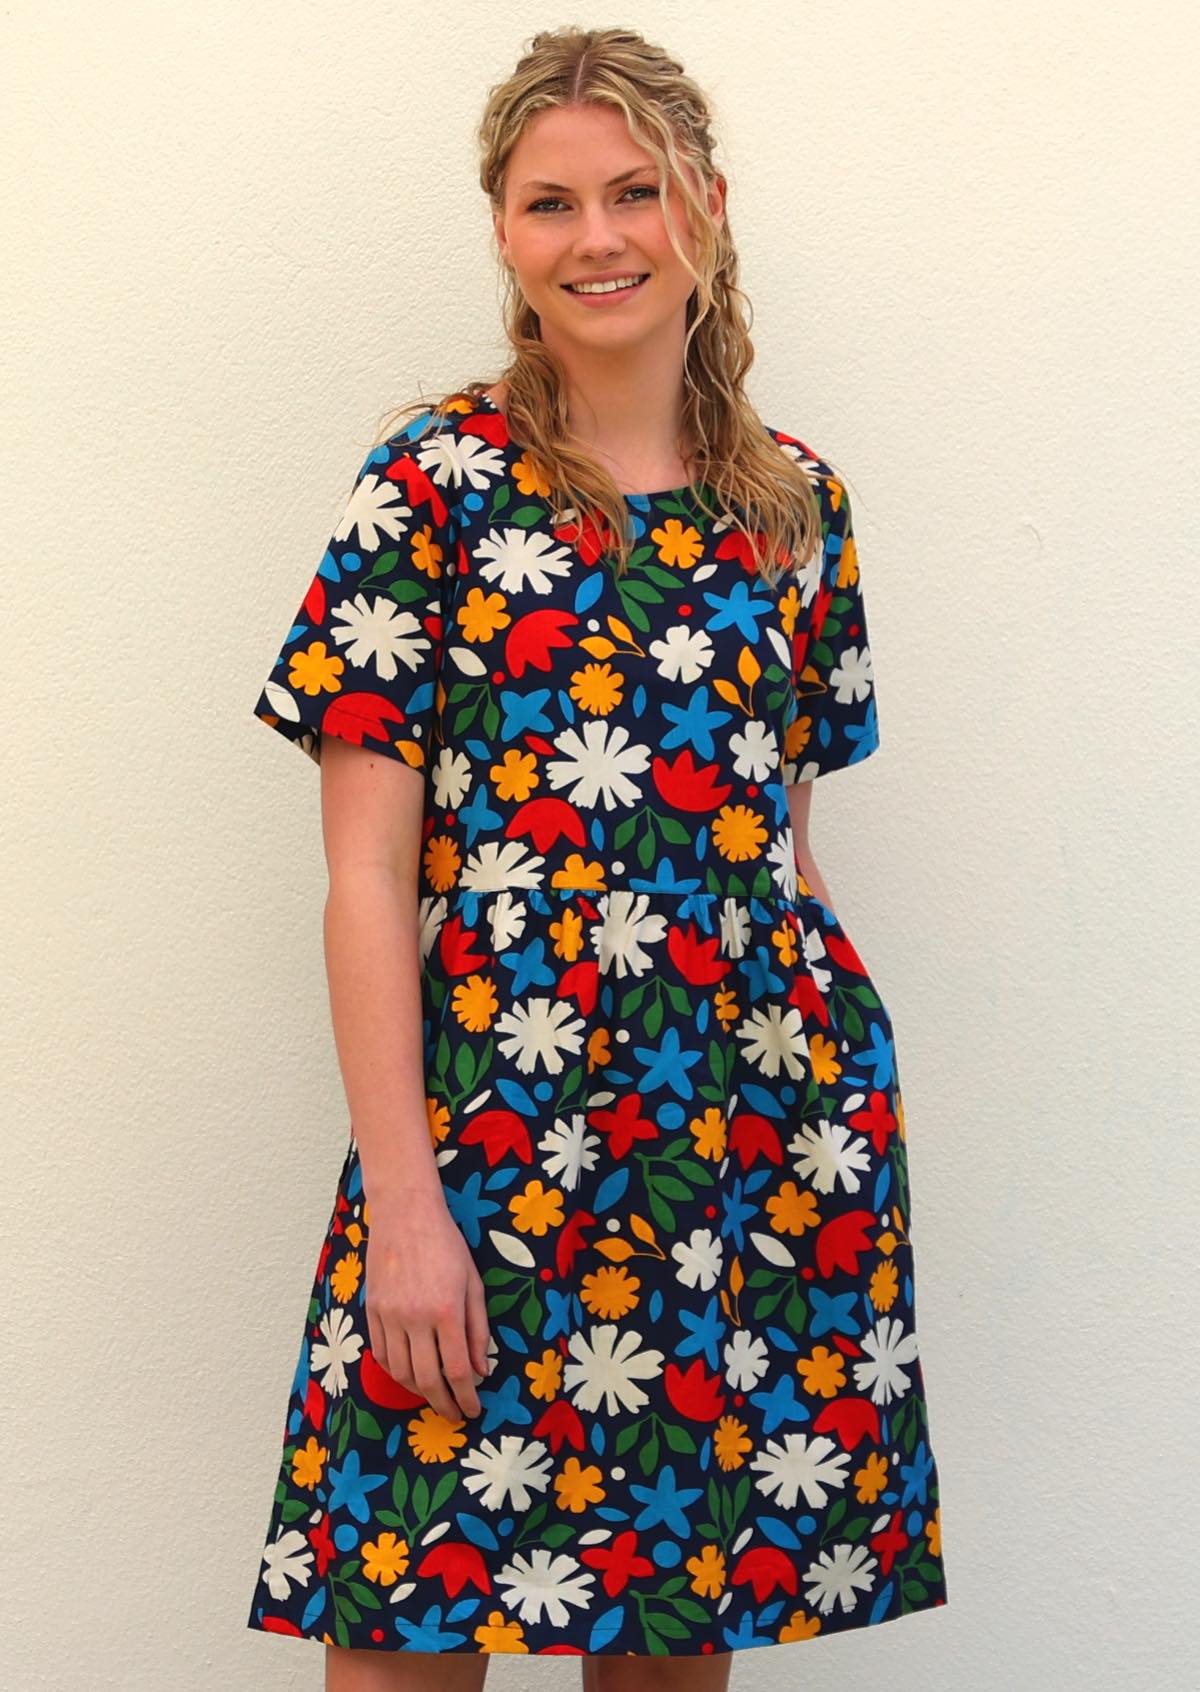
[4,2,1197,1688]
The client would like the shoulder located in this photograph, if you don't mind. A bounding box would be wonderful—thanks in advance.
[761,418,848,527]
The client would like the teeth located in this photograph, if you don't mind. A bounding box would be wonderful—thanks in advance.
[567,275,647,295]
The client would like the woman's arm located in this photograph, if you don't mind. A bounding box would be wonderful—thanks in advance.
[786,776,838,916]
[317,734,491,1422]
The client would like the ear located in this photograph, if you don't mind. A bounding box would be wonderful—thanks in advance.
[708,173,727,229]
[492,208,508,265]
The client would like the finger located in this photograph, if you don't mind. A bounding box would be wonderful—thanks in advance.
[388,1329,415,1394]
[408,1326,457,1423]
[366,1303,391,1379]
[438,1320,481,1420]
[464,1273,493,1382]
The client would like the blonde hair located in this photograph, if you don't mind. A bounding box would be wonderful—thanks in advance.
[367,24,832,586]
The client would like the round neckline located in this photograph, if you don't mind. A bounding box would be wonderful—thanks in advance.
[473,389,700,504]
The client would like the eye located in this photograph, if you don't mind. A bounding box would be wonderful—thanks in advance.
[528,183,661,214]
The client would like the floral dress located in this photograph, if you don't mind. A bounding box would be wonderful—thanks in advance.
[246,390,949,1659]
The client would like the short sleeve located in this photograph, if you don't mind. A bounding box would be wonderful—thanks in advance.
[781,478,881,783]
[252,420,455,772]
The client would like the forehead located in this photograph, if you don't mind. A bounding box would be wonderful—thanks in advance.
[508,103,657,186]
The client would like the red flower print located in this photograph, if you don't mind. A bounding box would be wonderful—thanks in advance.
[580,1529,655,1597]
[663,1359,727,1422]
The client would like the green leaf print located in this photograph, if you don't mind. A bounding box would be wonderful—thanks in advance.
[279,1498,308,1523]
[519,1285,543,1337]
[360,548,400,588]
[639,1427,661,1476]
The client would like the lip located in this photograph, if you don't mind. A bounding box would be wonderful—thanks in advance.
[561,273,650,305]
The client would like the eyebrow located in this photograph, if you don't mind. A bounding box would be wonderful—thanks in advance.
[519,167,655,193]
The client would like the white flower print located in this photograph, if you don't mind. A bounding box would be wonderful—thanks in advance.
[647,622,715,684]
[260,1527,313,1601]
[735,1002,812,1080]
[671,1227,724,1291]
[310,1305,362,1397]
[495,1549,596,1627]
[494,996,586,1076]
[460,840,547,891]
[728,717,782,783]
[590,891,670,980]
[803,1541,879,1616]
[539,1114,599,1191]
[719,897,751,959]
[327,591,437,684]
[723,1327,770,1390]
[563,1324,664,1416]
[416,893,447,969]
[475,523,577,593]
[767,832,799,901]
[460,1436,552,1512]
[485,889,528,951]
[418,427,508,496]
[787,1117,873,1195]
[827,643,874,706]
[333,472,414,552]
[429,744,474,812]
[751,1432,851,1511]
[545,719,652,809]
[852,1314,921,1406]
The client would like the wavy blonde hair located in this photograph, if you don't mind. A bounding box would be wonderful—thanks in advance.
[366,24,831,587]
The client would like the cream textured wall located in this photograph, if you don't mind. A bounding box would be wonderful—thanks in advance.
[4,2,1197,1688]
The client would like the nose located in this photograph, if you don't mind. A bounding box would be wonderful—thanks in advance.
[573,205,624,259]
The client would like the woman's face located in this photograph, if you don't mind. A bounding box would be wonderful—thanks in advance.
[494,102,724,359]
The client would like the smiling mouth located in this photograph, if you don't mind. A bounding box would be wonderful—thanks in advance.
[562,274,650,296]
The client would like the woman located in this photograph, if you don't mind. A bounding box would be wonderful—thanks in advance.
[247,24,949,1690]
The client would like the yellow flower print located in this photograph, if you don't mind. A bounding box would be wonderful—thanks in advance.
[524,1347,563,1402]
[427,1096,451,1146]
[784,712,815,766]
[406,1407,468,1463]
[796,1344,847,1399]
[491,747,539,802]
[514,452,552,499]
[329,1250,363,1304]
[778,1607,821,1642]
[554,1457,606,1513]
[570,661,624,715]
[714,988,740,1029]
[765,1180,820,1237]
[688,1107,727,1161]
[550,853,606,891]
[772,921,800,967]
[649,518,703,569]
[291,1435,328,1490]
[410,525,444,580]
[550,905,585,963]
[475,1609,530,1653]
[713,1415,752,1472]
[854,1450,889,1503]
[686,1543,726,1598]
[580,1264,641,1319]
[287,640,344,698]
[459,585,511,643]
[361,1530,410,1585]
[777,582,802,639]
[711,804,768,863]
[423,833,462,894]
[870,1256,900,1311]
[509,1179,565,1236]
[926,1505,943,1558]
[450,973,499,1034]
[834,527,859,588]
[806,1032,842,1086]
[587,1026,612,1071]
